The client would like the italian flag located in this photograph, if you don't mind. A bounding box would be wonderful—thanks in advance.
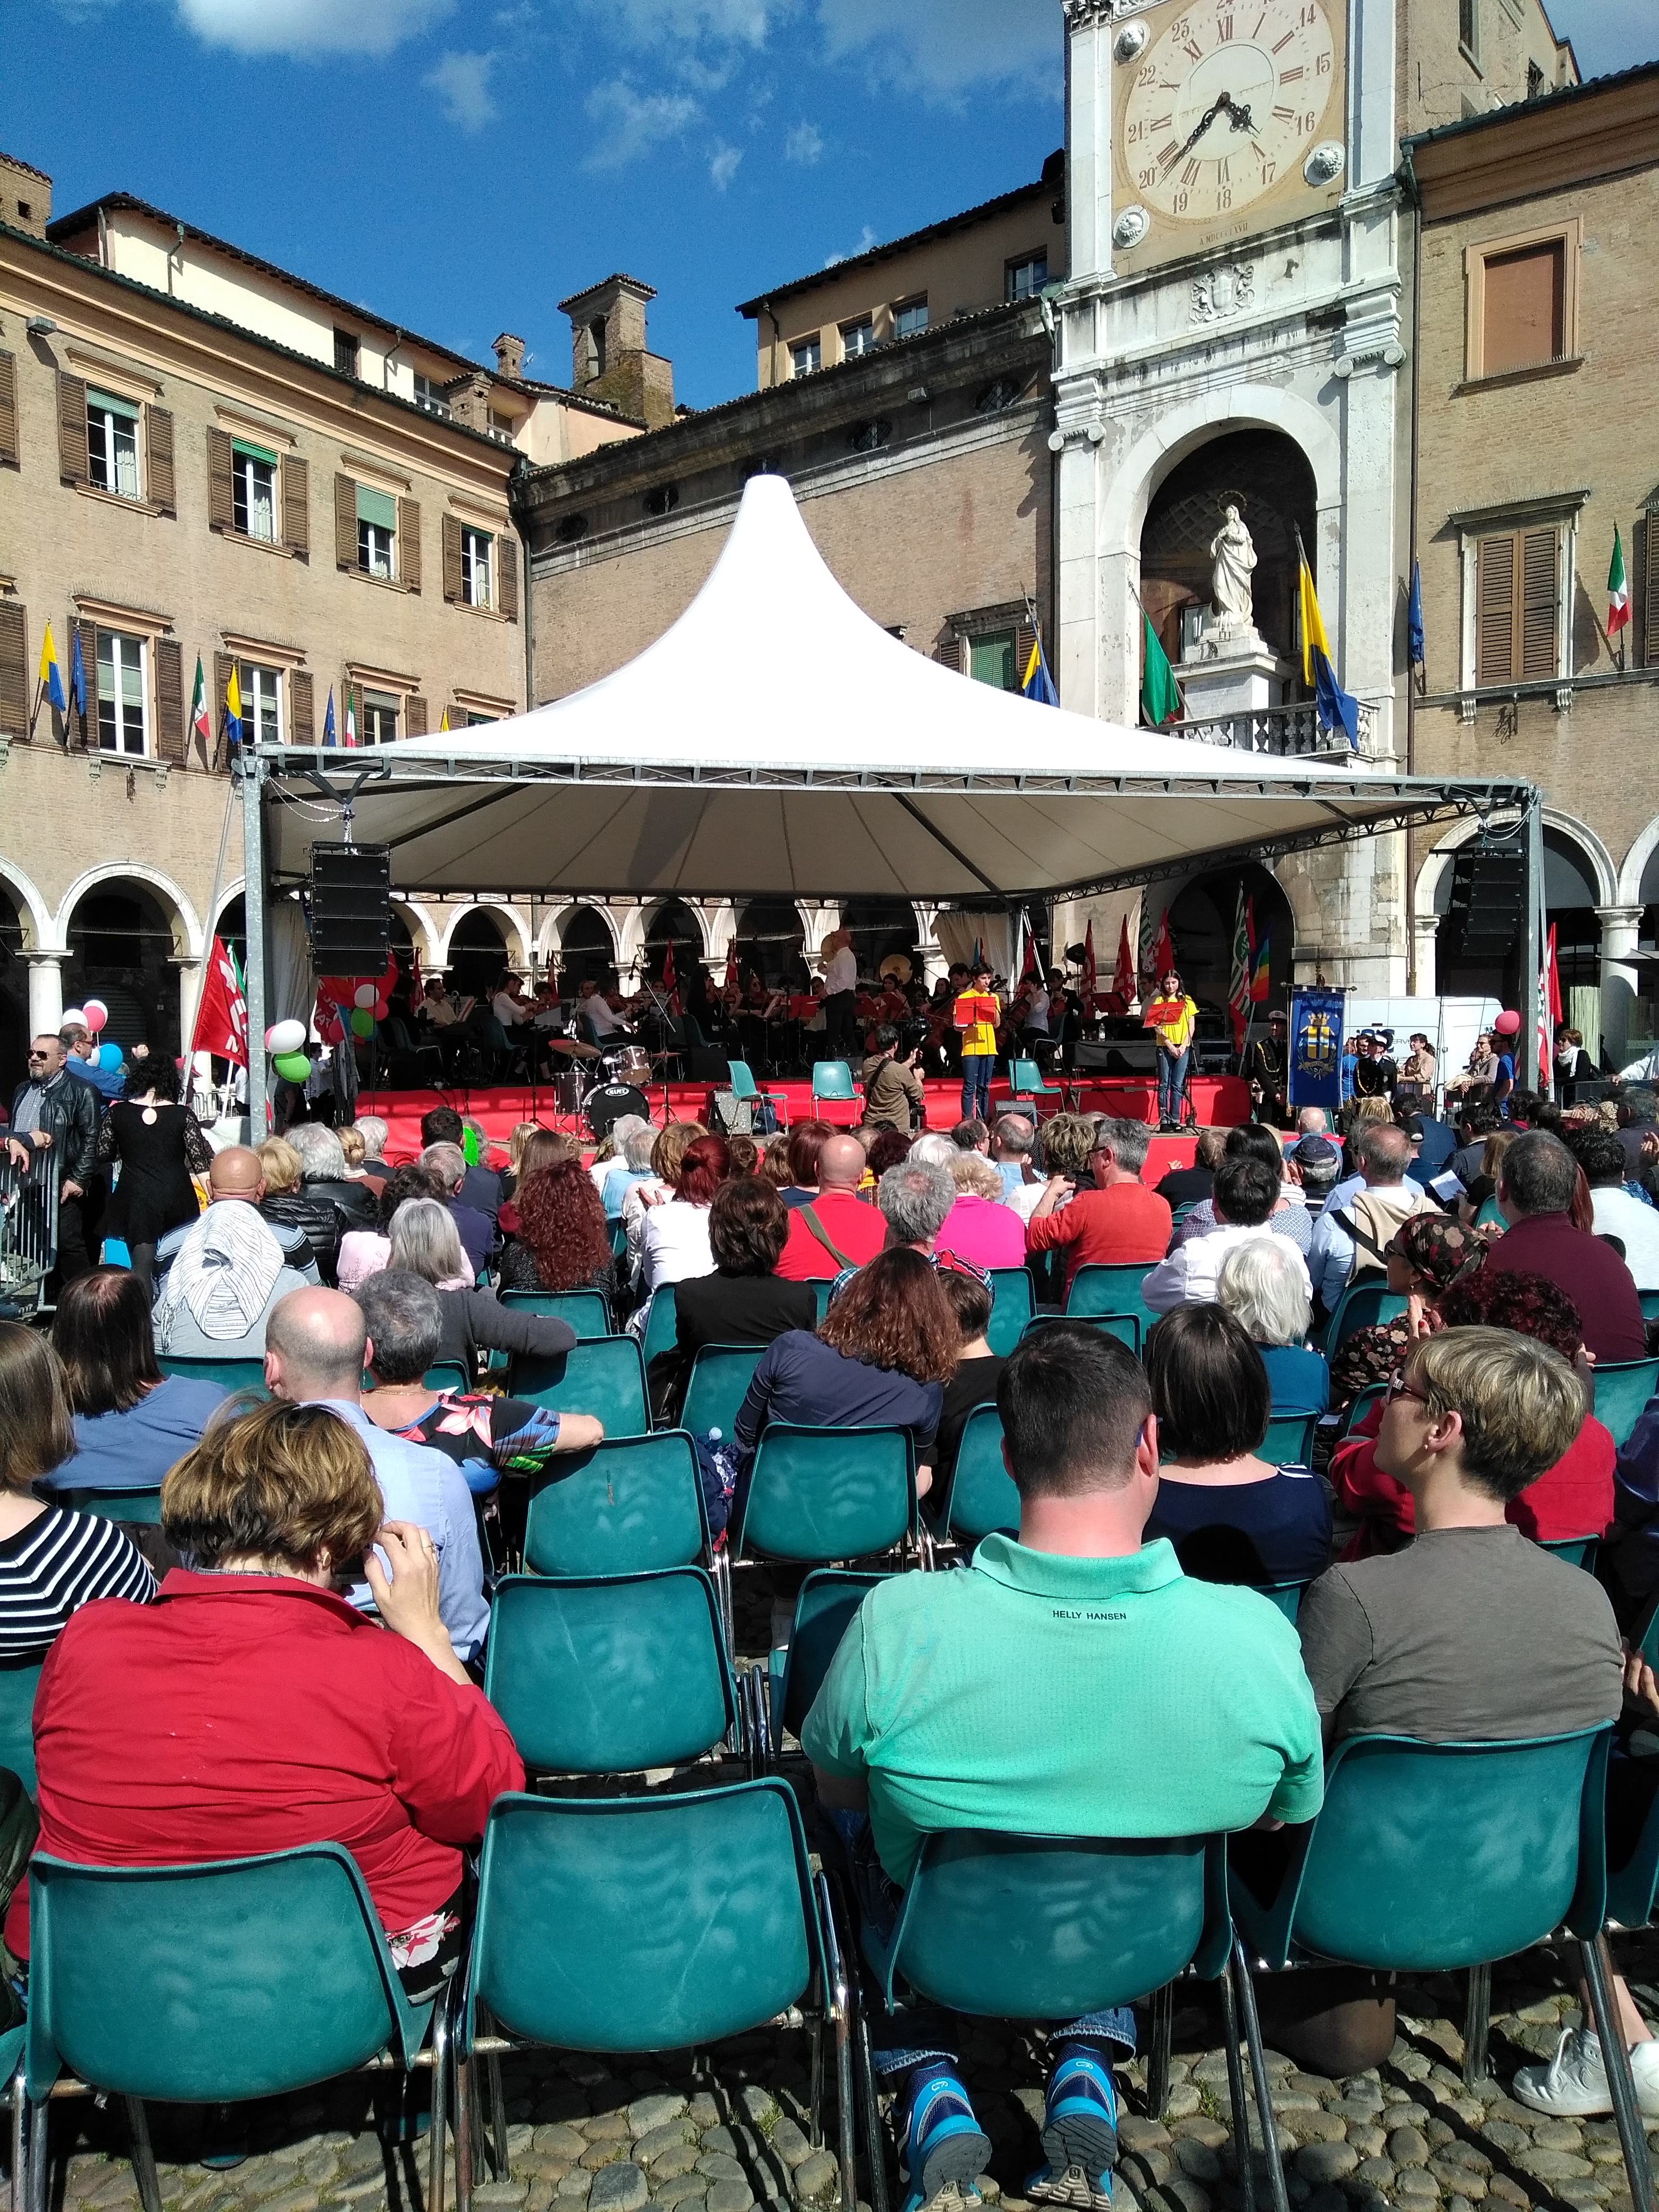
[1609,526,1631,639]
[189,655,212,753]
[344,685,358,748]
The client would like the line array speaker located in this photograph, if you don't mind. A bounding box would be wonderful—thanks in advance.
[1448,848,1525,958]
[309,843,391,975]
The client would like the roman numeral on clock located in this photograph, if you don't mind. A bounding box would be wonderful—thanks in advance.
[1272,30,1295,49]
[1280,63,1305,79]
[1158,140,1184,169]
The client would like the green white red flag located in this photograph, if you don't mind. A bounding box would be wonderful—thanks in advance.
[189,656,212,755]
[1609,527,1630,640]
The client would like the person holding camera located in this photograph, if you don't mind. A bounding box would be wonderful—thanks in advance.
[861,1025,926,1133]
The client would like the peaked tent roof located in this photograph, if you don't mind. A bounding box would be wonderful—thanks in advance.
[258,474,1529,903]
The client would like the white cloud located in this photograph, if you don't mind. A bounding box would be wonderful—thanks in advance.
[823,222,878,267]
[784,119,824,163]
[817,0,1059,101]
[709,141,744,189]
[584,79,702,169]
[597,0,792,47]
[173,0,455,57]
[426,49,499,130]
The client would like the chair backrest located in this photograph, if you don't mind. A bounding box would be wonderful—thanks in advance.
[811,1060,856,1102]
[1593,1358,1659,1450]
[735,1426,915,1562]
[985,1268,1035,1357]
[1066,1263,1155,1320]
[1339,1382,1386,1437]
[501,1288,611,1338]
[776,1571,891,1742]
[1022,1312,1141,1353]
[1640,1288,1659,1324]
[468,1780,821,2056]
[727,1060,760,1102]
[1009,1060,1053,1096]
[575,1012,602,1050]
[26,1844,428,2105]
[1253,1582,1308,1622]
[56,1486,163,1528]
[422,1361,470,1395]
[522,1432,708,1576]
[1260,1412,1318,1467]
[1323,1285,1407,1354]
[639,1283,680,1373]
[155,1355,269,1394]
[881,1829,1230,2018]
[0,1658,43,1797]
[483,1568,735,1773]
[1536,1534,1599,1572]
[683,1344,765,1440]
[811,1279,834,1322]
[510,1335,650,1438]
[944,1405,1021,1544]
[1242,1729,1611,1975]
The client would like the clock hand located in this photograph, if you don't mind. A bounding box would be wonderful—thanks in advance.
[1225,96,1259,133]
[1165,95,1226,167]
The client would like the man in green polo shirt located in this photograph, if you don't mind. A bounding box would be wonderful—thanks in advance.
[803,1323,1322,2212]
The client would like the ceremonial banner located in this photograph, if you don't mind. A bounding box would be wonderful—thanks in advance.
[1289,987,1345,1114]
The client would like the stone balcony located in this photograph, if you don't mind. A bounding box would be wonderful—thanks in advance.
[1167,700,1376,758]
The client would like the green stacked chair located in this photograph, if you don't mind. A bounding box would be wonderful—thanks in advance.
[0,1658,43,1797]
[936,1403,1020,1546]
[985,1268,1035,1356]
[1320,1284,1406,1355]
[682,1344,765,1440]
[733,1426,916,1565]
[810,1061,859,1127]
[522,1432,708,1577]
[1066,1263,1157,1327]
[510,1336,649,1439]
[1592,1358,1659,1450]
[500,1288,611,1337]
[1260,1412,1318,1467]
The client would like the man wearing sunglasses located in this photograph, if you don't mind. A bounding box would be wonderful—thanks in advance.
[6,1034,99,1286]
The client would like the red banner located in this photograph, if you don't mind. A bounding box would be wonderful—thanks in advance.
[192,936,248,1066]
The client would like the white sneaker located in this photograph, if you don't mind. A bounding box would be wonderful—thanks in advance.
[1514,2029,1659,2118]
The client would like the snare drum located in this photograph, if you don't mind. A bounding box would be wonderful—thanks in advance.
[550,1070,586,1117]
[609,1046,653,1085]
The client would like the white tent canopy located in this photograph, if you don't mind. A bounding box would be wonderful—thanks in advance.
[257,475,1529,908]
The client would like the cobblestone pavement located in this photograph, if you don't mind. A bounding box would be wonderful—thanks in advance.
[33,1933,1659,2212]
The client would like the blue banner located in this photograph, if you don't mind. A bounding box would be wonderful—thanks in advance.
[1289,988,1345,1113]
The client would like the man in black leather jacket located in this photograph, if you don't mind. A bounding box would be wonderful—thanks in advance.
[6,1034,100,1283]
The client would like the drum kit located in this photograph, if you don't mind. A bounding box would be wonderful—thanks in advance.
[546,1044,657,1138]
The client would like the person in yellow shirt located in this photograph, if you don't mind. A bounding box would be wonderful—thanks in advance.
[1144,968,1199,1132]
[953,960,1002,1123]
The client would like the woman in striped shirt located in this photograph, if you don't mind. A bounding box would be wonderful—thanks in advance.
[0,1324,155,1660]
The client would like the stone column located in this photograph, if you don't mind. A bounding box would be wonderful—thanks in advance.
[26,954,63,1040]
[1597,906,1646,1068]
[1411,913,1441,999]
[174,958,204,1064]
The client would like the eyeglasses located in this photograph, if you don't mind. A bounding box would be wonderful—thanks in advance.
[1385,1371,1429,1406]
[25,1052,49,1062]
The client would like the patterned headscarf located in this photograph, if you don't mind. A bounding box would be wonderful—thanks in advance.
[1386,1212,1488,1295]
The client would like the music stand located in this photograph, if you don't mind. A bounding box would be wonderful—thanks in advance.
[633,980,682,1124]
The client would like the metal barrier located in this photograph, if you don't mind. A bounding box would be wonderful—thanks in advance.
[0,1154,59,1315]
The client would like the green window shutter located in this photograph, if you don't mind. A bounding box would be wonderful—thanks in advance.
[969,632,1017,690]
[355,485,397,530]
[86,388,139,421]
[232,437,279,466]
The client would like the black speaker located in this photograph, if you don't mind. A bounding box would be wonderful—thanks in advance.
[1448,849,1524,957]
[310,844,391,974]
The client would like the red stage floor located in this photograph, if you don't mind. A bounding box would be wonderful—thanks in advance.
[357,1072,1247,1169]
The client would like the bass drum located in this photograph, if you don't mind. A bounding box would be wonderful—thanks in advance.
[585,1082,652,1139]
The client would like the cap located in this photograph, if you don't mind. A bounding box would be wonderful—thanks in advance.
[1290,1134,1340,1168]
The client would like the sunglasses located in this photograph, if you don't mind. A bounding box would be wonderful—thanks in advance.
[26,1052,49,1062]
[1385,1371,1429,1406]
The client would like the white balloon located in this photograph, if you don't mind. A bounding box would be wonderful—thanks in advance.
[354,983,378,1009]
[60,1008,87,1029]
[266,1018,306,1054]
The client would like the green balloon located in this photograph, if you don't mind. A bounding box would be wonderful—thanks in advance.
[349,1007,376,1038]
[272,1051,311,1082]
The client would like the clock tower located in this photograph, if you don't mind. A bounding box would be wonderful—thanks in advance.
[1054,0,1410,989]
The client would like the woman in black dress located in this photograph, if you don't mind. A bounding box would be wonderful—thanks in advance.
[96,1057,213,1287]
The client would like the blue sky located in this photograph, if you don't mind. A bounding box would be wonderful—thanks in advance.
[2,0,1650,411]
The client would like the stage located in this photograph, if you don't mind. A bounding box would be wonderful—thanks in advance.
[355,1072,1250,1169]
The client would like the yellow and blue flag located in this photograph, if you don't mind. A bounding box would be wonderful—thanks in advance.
[1020,630,1059,707]
[225,663,244,749]
[38,623,66,714]
[1298,553,1360,751]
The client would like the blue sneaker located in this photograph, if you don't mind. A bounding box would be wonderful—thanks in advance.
[898,2061,992,2212]
[1025,2043,1118,2211]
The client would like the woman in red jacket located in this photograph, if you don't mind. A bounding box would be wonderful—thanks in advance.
[9,1399,524,1995]
[1331,1268,1613,1560]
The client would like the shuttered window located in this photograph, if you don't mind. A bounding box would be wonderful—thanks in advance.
[96,630,147,756]
[498,535,518,624]
[282,455,309,557]
[934,635,965,673]
[1641,512,1659,670]
[208,428,235,531]
[86,388,141,499]
[1481,241,1565,376]
[0,602,27,738]
[289,669,314,743]
[57,373,88,484]
[233,439,278,541]
[356,485,396,579]
[1476,527,1560,685]
[460,526,492,608]
[238,662,283,745]
[146,406,174,515]
[969,631,1018,690]
[0,354,18,468]
[398,497,421,593]
[154,637,185,765]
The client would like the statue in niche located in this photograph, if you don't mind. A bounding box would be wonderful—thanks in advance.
[1206,501,1258,640]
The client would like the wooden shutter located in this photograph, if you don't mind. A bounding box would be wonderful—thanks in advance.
[1519,526,1559,677]
[0,353,16,467]
[289,668,314,744]
[0,601,26,738]
[153,636,185,765]
[1015,620,1037,687]
[334,473,357,568]
[207,427,234,531]
[1476,535,1516,685]
[406,694,428,737]
[934,634,965,672]
[282,454,309,557]
[398,497,422,592]
[1643,513,1659,669]
[77,622,98,750]
[442,513,464,603]
[498,534,518,624]
[146,406,175,514]
[1482,242,1563,376]
[213,651,234,770]
[57,372,88,484]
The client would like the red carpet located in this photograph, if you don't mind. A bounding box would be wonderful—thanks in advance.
[358,1073,1247,1170]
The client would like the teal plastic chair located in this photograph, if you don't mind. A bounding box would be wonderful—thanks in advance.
[985,1268,1035,1356]
[939,1404,1020,1545]
[422,1360,470,1396]
[1022,1312,1142,1353]
[501,1288,611,1338]
[727,1061,789,1129]
[1593,1358,1659,1449]
[483,1568,736,1774]
[1537,1534,1600,1572]
[54,1486,164,1527]
[639,1283,680,1378]
[510,1335,649,1438]
[1640,1288,1659,1324]
[1007,1059,1064,1118]
[1338,1382,1386,1438]
[25,1845,449,2212]
[1067,1263,1157,1323]
[734,1426,916,1563]
[810,1060,858,1126]
[861,1829,1284,2203]
[0,1658,42,1796]
[455,1783,845,2212]
[522,1432,708,1577]
[1253,1583,1309,1622]
[1260,1412,1318,1466]
[1321,1284,1406,1354]
[683,1344,764,1440]
[812,1279,834,1322]
[154,1355,267,1394]
[769,1570,891,1747]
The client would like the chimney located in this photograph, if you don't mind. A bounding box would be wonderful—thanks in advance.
[0,152,51,241]
[493,331,525,380]
[556,273,675,430]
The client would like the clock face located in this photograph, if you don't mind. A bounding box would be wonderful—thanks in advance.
[1121,0,1339,224]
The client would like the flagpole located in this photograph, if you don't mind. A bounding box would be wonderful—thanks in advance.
[188,777,241,1102]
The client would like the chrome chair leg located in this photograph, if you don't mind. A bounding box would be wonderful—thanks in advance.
[429,1983,453,2212]
[1582,1933,1658,2212]
[1216,1956,1256,2212]
[26,2100,45,2212]
[9,2062,23,2212]
[1232,1944,1291,2212]
[454,2052,475,2212]
[1463,1962,1492,2089]
[479,2003,508,2181]
[855,2000,890,2212]
[816,1873,857,2212]
[125,2098,163,2212]
[1146,1982,1174,2121]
